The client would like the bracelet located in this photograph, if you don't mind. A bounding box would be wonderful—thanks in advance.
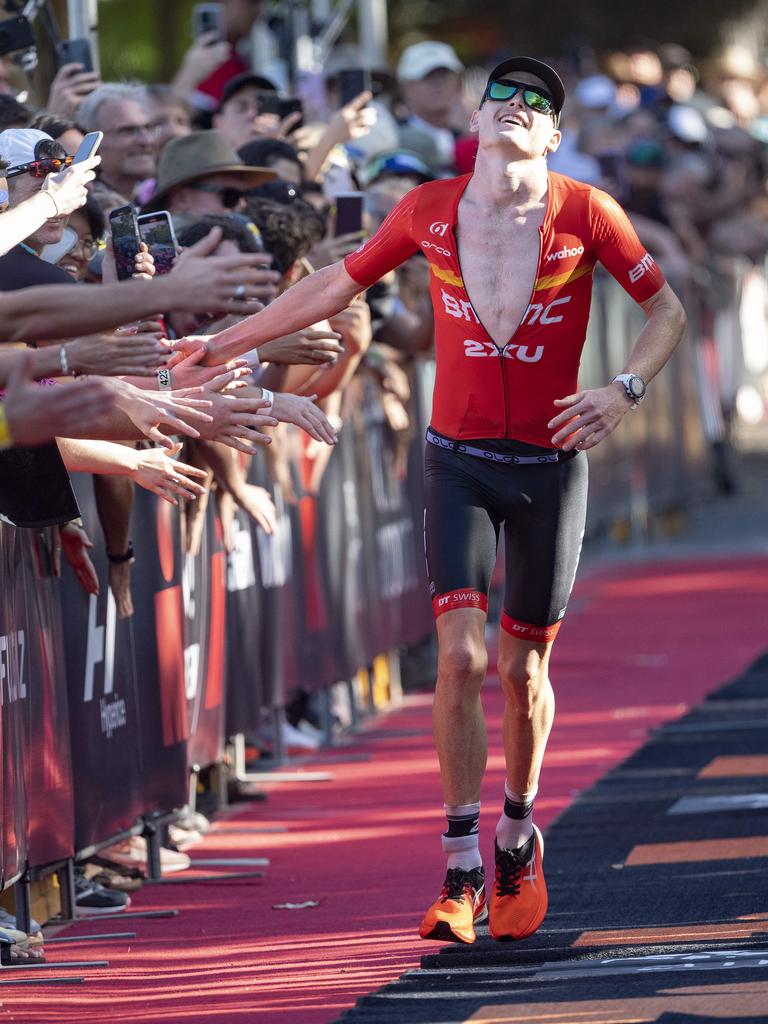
[59,346,70,376]
[41,188,60,217]
[106,541,134,564]
[0,403,13,449]
[260,387,274,410]
[157,367,173,391]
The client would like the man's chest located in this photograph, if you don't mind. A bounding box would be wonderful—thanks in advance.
[453,208,545,347]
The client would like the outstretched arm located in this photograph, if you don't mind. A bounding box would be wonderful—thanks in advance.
[203,261,364,366]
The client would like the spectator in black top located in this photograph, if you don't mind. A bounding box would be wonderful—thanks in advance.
[239,138,303,185]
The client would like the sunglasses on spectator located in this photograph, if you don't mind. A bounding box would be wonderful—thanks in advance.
[6,155,74,178]
[484,80,554,115]
[186,182,246,208]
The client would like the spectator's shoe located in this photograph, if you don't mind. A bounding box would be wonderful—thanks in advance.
[418,866,487,944]
[74,871,130,915]
[167,824,203,851]
[99,836,191,874]
[489,826,547,941]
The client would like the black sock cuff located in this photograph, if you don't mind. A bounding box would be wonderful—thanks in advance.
[503,795,534,821]
[444,811,480,839]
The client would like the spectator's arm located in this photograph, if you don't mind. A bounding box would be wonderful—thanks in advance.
[93,474,135,618]
[301,92,376,182]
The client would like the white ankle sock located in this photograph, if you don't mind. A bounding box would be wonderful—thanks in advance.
[442,801,482,871]
[495,783,536,851]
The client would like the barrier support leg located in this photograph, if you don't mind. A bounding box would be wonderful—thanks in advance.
[13,872,32,934]
[318,686,335,747]
[56,860,76,922]
[142,820,163,881]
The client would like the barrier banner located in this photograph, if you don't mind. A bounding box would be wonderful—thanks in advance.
[0,523,31,885]
[250,455,302,710]
[183,507,228,771]
[24,530,76,868]
[225,505,266,738]
[61,478,187,852]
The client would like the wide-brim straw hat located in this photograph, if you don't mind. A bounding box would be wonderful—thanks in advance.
[142,130,276,210]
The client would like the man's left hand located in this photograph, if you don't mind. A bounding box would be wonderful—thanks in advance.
[548,383,631,451]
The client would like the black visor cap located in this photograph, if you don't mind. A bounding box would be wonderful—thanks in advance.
[487,57,565,115]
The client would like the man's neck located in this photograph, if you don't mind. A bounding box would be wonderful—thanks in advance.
[467,150,549,211]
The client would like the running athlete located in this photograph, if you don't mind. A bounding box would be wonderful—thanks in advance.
[203,57,686,945]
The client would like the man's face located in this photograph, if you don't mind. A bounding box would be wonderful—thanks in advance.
[213,86,278,148]
[168,173,247,215]
[400,67,461,121]
[97,98,157,185]
[471,73,561,160]
[8,171,68,248]
[149,101,192,151]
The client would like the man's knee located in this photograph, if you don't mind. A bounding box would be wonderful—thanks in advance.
[438,636,488,690]
[497,649,550,714]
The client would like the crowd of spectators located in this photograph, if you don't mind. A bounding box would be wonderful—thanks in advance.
[1,0,766,961]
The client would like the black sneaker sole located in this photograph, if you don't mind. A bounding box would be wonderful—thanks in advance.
[420,920,474,944]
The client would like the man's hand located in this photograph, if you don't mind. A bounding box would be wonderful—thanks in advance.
[272,392,338,445]
[128,443,208,504]
[41,157,100,216]
[2,354,114,446]
[60,522,99,596]
[46,62,101,117]
[197,393,278,454]
[67,331,170,377]
[259,327,343,365]
[173,32,230,89]
[166,344,251,389]
[168,228,279,315]
[548,384,631,451]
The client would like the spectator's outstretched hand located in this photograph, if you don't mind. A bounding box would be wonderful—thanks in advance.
[41,156,100,216]
[60,521,100,596]
[47,62,101,118]
[66,331,170,377]
[307,231,364,270]
[2,353,114,446]
[197,393,278,454]
[128,442,208,504]
[108,378,214,449]
[168,227,278,314]
[271,392,338,445]
[173,32,230,91]
[259,327,343,365]
[166,344,251,389]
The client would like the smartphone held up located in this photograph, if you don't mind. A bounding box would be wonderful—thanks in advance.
[137,211,179,275]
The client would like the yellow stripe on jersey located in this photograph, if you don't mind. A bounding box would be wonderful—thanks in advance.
[430,265,464,288]
[534,261,595,292]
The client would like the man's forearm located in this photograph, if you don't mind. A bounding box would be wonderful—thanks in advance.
[623,284,687,384]
[205,262,362,365]
[94,475,134,556]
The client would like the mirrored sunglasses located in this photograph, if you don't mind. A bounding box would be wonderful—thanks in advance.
[485,80,554,115]
[6,155,74,179]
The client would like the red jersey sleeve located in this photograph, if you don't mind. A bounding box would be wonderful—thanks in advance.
[343,186,422,288]
[589,187,666,303]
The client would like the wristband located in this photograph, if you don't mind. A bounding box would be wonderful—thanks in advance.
[0,403,13,449]
[260,387,274,410]
[157,367,172,391]
[107,541,134,564]
[59,346,70,376]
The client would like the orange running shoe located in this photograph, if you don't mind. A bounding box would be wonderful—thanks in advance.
[488,825,547,941]
[418,866,487,944]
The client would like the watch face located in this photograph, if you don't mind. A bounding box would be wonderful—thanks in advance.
[629,376,645,398]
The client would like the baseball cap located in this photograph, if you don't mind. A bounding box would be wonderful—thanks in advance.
[397,41,463,81]
[486,57,566,115]
[362,149,433,186]
[219,72,278,109]
[0,128,57,171]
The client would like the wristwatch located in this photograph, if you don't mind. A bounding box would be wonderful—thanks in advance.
[612,373,646,409]
[107,541,134,564]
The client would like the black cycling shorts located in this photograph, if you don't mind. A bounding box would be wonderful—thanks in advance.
[424,432,588,642]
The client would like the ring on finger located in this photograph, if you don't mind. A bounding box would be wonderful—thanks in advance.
[232,283,247,301]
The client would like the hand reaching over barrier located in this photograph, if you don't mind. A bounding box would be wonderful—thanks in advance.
[0,354,114,449]
[168,228,279,314]
[64,331,170,377]
[128,443,208,505]
[257,328,343,366]
[107,378,214,449]
[196,393,278,455]
[270,391,339,445]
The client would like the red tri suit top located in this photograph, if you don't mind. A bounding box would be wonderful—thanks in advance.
[344,172,666,447]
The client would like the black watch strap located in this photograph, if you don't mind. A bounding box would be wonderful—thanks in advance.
[106,541,134,564]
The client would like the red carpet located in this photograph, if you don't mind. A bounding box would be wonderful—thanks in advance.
[8,555,768,1024]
